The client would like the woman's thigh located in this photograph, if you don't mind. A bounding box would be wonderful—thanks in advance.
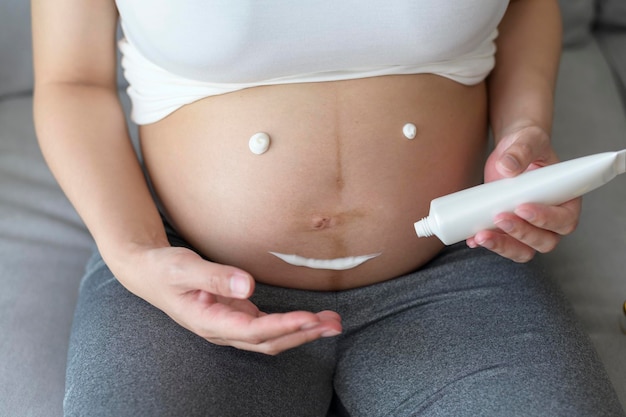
[63,251,336,417]
[333,245,625,417]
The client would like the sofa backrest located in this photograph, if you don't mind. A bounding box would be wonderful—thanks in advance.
[597,0,626,28]
[559,0,626,46]
[0,1,127,98]
[0,1,34,98]
[560,0,596,46]
[1,1,625,98]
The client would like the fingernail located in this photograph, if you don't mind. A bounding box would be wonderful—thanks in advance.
[229,273,250,298]
[498,154,521,174]
[321,329,342,338]
[515,208,535,221]
[495,219,514,233]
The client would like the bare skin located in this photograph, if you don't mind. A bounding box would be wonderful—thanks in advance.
[32,0,580,354]
[140,75,488,291]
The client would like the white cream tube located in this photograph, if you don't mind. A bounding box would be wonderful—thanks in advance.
[415,150,626,245]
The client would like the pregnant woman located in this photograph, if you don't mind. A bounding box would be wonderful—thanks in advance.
[32,0,624,416]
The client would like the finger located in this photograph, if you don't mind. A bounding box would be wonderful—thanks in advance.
[316,310,342,324]
[473,229,538,263]
[514,199,581,237]
[493,215,562,255]
[237,310,342,344]
[231,324,342,355]
[201,305,340,345]
[167,248,254,299]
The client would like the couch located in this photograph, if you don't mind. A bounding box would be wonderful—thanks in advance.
[1,1,625,416]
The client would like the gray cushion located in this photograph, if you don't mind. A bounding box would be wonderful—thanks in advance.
[0,95,94,417]
[0,2,127,98]
[548,38,626,407]
[559,0,595,46]
[597,0,626,28]
[598,32,626,97]
[0,1,33,97]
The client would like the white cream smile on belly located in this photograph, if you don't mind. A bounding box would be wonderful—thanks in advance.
[269,252,381,270]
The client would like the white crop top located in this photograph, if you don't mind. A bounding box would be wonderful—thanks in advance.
[115,1,510,125]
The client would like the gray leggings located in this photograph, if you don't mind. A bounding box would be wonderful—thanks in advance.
[64,228,625,417]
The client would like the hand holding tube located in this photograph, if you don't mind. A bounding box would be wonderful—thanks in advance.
[416,148,625,261]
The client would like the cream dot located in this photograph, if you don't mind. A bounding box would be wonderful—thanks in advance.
[249,132,271,155]
[403,123,417,140]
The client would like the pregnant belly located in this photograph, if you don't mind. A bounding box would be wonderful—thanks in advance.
[140,75,489,290]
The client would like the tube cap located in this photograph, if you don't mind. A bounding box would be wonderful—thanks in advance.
[414,217,434,238]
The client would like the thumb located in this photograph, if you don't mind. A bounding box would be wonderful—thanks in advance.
[177,251,255,299]
[494,125,553,178]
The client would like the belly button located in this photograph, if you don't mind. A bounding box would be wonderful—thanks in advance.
[311,216,334,230]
